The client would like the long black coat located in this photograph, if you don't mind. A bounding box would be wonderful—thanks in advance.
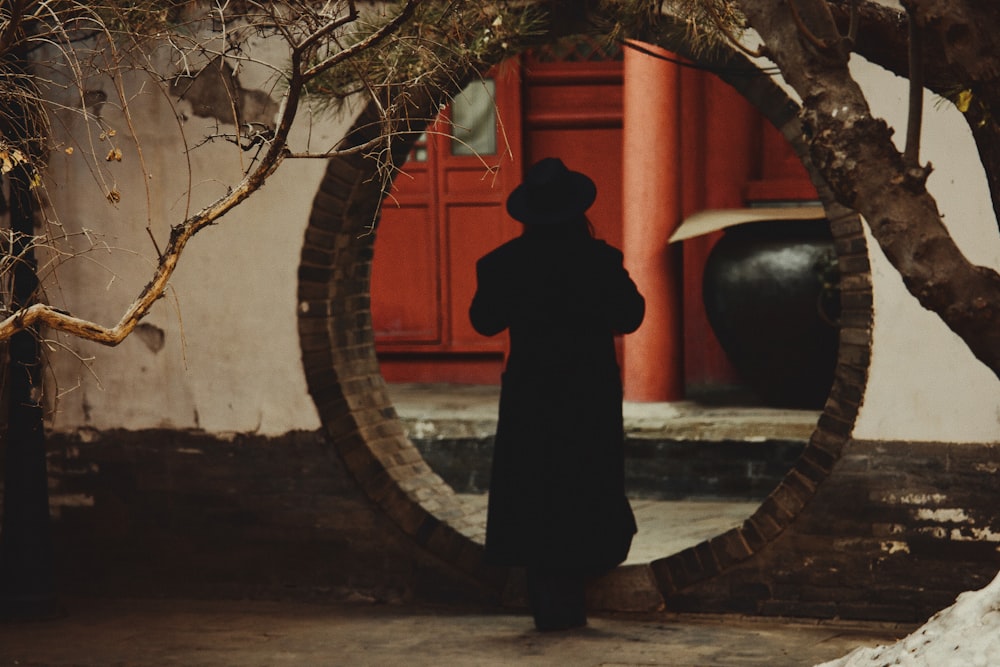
[469,228,645,574]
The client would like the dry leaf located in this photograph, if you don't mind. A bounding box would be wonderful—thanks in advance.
[956,89,973,113]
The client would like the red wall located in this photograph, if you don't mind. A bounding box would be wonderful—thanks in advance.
[371,46,816,393]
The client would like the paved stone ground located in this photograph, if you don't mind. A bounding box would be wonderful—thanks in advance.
[0,596,912,667]
[625,498,761,564]
[456,494,761,565]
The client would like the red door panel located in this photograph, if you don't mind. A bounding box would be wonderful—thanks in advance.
[371,66,523,383]
[371,41,819,394]
[445,202,518,349]
[526,128,623,249]
[371,204,441,342]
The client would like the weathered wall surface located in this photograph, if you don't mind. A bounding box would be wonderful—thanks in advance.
[35,53,999,446]
[41,39,330,436]
[31,38,466,602]
[655,438,1000,622]
[46,428,497,605]
[9,33,999,617]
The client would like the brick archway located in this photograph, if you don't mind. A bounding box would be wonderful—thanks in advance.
[296,43,872,612]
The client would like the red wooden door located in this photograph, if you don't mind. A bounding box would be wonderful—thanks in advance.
[521,40,627,366]
[372,42,818,394]
[522,41,624,249]
[372,70,523,383]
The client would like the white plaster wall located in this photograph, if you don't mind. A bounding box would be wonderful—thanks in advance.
[40,39,351,436]
[850,57,1000,442]
[37,42,1000,442]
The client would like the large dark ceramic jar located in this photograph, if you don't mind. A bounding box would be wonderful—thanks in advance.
[702,218,839,409]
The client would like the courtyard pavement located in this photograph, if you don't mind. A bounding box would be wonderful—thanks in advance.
[0,595,912,667]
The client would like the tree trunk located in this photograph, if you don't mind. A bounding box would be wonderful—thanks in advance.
[827,0,1000,232]
[0,167,55,620]
[0,53,56,620]
[736,0,1000,379]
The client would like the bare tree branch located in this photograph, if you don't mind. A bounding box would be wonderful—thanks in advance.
[903,2,924,169]
[0,0,536,352]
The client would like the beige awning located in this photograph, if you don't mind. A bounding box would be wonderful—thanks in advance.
[669,206,826,243]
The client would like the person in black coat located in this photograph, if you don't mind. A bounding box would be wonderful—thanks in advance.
[469,157,645,631]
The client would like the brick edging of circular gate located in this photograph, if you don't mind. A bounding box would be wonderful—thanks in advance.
[296,41,873,613]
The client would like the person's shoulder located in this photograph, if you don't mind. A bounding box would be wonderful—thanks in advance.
[477,236,526,268]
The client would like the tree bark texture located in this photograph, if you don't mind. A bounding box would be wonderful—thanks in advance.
[827,0,1000,231]
[0,169,55,619]
[736,0,1000,378]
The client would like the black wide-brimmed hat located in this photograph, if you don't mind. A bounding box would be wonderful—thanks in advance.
[506,157,597,225]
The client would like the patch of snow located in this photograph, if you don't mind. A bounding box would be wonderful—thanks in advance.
[816,570,1000,667]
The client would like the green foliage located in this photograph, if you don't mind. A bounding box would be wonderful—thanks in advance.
[304,0,549,111]
[597,0,749,58]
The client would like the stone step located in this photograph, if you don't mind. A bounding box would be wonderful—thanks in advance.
[389,384,819,500]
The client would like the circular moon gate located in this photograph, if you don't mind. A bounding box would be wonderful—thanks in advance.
[296,38,872,612]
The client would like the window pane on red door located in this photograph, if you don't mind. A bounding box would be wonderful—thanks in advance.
[451,79,497,156]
